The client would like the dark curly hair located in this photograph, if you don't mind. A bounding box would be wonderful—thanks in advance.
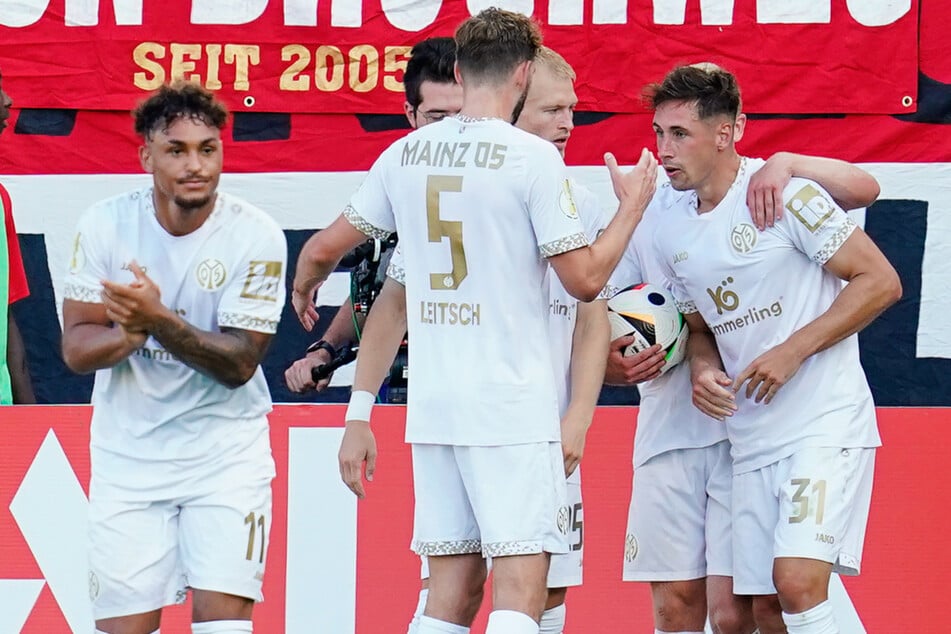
[133,81,228,139]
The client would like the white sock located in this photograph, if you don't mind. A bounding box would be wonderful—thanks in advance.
[407,588,430,634]
[417,615,470,634]
[192,620,253,633]
[538,603,566,634]
[486,610,538,634]
[782,600,838,634]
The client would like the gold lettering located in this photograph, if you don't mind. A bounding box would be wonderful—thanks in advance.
[426,175,467,290]
[224,44,260,91]
[281,44,311,91]
[349,44,378,93]
[315,45,345,92]
[205,44,223,90]
[170,43,203,84]
[133,42,166,91]
[383,46,411,92]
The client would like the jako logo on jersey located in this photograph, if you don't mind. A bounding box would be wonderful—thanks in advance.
[706,276,740,314]
[731,223,758,253]
[196,258,227,290]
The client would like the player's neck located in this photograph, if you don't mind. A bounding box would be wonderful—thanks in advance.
[694,152,742,213]
[152,191,217,237]
[458,85,516,123]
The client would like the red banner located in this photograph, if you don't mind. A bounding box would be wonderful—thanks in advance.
[0,405,946,632]
[0,1,917,114]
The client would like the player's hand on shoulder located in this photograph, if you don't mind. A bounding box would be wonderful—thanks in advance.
[605,148,658,218]
[284,349,333,393]
[691,367,736,422]
[733,341,805,405]
[604,338,665,385]
[748,152,794,230]
[338,421,377,499]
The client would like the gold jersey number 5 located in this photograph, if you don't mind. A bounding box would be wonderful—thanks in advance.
[426,175,468,290]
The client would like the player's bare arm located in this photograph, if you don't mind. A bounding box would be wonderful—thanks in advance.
[292,215,369,330]
[101,262,271,388]
[560,298,610,476]
[604,339,666,385]
[7,316,35,403]
[548,149,657,301]
[734,228,901,403]
[61,298,148,374]
[338,277,408,499]
[684,311,736,421]
[747,152,880,230]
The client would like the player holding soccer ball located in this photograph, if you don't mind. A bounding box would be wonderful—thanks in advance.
[605,66,882,634]
[291,10,656,634]
[62,83,286,634]
[650,64,900,634]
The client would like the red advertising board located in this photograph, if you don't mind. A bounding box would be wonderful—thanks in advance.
[0,405,946,632]
[0,1,918,114]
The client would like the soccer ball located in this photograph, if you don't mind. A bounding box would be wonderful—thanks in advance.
[607,283,688,374]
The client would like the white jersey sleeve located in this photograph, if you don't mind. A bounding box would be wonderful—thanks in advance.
[63,203,115,304]
[217,218,287,335]
[386,242,405,286]
[343,147,399,240]
[778,178,857,265]
[530,145,589,258]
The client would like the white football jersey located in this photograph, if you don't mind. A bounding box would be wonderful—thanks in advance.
[64,188,286,495]
[654,158,880,473]
[546,181,613,415]
[346,117,588,445]
[606,182,728,468]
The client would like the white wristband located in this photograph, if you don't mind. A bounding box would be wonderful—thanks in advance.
[345,390,375,423]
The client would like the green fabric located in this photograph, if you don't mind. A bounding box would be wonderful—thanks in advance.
[0,190,12,404]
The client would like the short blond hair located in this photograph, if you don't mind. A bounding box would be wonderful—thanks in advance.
[535,46,576,81]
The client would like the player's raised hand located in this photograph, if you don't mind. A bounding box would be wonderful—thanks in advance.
[747,152,793,230]
[338,420,377,499]
[606,148,658,218]
[691,366,736,421]
[292,285,321,332]
[604,339,665,385]
[733,341,805,405]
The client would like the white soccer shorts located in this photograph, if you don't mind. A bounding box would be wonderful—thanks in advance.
[88,473,273,620]
[623,441,733,581]
[418,464,583,588]
[411,442,570,559]
[732,446,876,595]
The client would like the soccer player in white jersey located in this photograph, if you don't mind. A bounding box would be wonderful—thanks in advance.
[61,83,287,634]
[648,64,901,634]
[368,46,612,634]
[291,9,656,634]
[606,148,879,634]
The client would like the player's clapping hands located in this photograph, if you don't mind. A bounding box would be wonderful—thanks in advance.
[101,261,166,334]
[338,421,377,499]
[605,148,658,218]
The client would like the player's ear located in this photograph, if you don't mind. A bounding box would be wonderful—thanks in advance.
[715,118,733,151]
[733,113,747,143]
[138,143,153,173]
[453,61,463,86]
[404,101,417,129]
